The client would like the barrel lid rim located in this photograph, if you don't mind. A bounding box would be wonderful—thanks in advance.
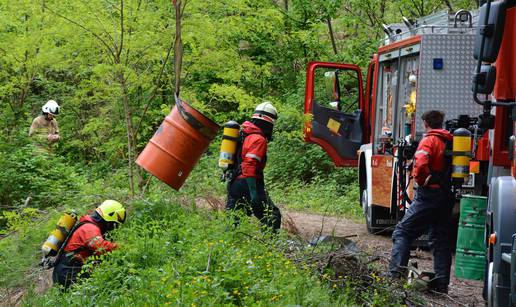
[179,99,220,130]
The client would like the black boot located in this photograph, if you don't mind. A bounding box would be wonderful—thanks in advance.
[428,278,448,294]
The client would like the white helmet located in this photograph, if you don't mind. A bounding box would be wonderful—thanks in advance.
[42,100,60,115]
[252,101,277,124]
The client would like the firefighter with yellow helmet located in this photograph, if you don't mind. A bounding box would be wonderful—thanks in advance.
[52,200,126,288]
[29,100,61,152]
[225,102,282,231]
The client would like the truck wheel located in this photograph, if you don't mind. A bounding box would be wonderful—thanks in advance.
[487,261,495,307]
[362,188,376,234]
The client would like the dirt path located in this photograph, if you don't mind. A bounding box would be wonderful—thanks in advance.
[0,269,52,307]
[282,210,485,307]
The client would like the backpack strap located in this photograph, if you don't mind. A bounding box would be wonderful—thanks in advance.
[55,221,96,259]
[228,130,247,182]
[229,130,264,182]
[426,135,452,188]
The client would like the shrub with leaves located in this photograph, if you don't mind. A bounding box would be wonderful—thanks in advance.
[0,144,85,210]
[27,200,353,306]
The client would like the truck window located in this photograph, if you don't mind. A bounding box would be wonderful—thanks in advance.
[397,54,420,141]
[374,60,398,153]
[313,67,360,113]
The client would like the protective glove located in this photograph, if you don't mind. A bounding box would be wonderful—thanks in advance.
[47,134,60,142]
[246,177,259,204]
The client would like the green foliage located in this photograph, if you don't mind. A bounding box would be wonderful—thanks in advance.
[22,196,411,307]
[25,200,347,306]
[269,179,361,218]
[0,143,85,210]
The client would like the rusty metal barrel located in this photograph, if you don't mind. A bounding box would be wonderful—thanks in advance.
[136,98,219,190]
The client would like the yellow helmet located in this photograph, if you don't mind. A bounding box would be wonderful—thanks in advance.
[95,200,126,224]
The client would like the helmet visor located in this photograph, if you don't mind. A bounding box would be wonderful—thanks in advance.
[117,210,126,224]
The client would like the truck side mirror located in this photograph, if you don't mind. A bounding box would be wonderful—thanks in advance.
[473,1,507,63]
[473,64,497,94]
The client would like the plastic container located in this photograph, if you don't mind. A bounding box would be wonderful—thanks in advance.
[455,249,485,280]
[136,99,219,190]
[459,195,487,225]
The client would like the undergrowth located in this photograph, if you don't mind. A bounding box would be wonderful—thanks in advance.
[22,198,409,306]
[0,155,410,306]
[176,153,363,220]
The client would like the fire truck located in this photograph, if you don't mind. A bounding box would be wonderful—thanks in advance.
[303,8,486,233]
[474,1,516,306]
[303,1,515,305]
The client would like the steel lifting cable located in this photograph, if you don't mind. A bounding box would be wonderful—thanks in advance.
[171,0,217,140]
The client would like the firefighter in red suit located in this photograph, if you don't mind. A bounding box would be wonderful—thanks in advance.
[226,102,282,231]
[52,200,126,288]
[389,110,454,293]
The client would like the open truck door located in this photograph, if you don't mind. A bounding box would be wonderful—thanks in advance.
[304,62,365,166]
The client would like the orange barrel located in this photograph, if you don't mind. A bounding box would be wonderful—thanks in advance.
[136,98,219,190]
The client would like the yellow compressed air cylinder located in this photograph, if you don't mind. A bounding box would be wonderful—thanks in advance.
[41,211,77,257]
[218,121,240,170]
[452,128,472,180]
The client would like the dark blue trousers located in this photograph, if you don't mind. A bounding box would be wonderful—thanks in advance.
[52,253,84,288]
[226,178,281,231]
[389,187,454,285]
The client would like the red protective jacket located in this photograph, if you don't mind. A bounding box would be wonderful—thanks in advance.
[238,121,267,179]
[413,129,453,187]
[64,215,118,263]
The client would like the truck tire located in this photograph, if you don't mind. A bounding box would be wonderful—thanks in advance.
[487,261,496,307]
[362,188,384,234]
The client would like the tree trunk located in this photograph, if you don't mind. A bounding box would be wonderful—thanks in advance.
[326,16,338,55]
[443,0,453,11]
[119,73,136,196]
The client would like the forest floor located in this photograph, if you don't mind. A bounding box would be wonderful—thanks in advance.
[283,210,484,307]
[197,196,485,306]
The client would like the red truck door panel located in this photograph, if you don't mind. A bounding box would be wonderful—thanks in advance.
[304,61,364,167]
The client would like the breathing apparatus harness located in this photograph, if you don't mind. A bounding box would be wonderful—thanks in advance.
[220,128,263,183]
[424,135,453,190]
[40,220,93,269]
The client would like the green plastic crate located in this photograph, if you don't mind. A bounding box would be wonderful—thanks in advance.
[455,249,485,280]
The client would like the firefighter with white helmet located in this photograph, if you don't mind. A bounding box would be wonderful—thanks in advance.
[225,101,282,231]
[29,100,61,152]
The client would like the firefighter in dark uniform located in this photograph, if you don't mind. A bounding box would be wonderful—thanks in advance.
[226,102,282,231]
[389,110,454,293]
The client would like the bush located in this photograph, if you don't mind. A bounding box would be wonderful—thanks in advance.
[25,200,349,306]
[0,144,85,210]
